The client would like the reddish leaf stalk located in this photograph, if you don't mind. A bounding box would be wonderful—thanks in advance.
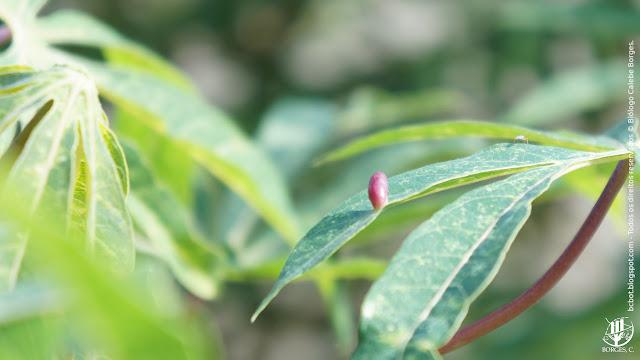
[439,159,631,355]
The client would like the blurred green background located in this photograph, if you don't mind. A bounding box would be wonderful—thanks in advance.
[6,0,640,359]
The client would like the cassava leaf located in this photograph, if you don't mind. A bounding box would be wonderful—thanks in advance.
[353,164,572,359]
[316,120,622,164]
[0,65,133,291]
[252,144,629,320]
[0,204,212,360]
[218,97,336,252]
[0,0,300,244]
[33,8,194,90]
[124,143,222,300]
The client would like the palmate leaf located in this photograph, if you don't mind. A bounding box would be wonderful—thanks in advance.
[353,164,573,359]
[252,144,629,320]
[316,120,622,165]
[0,65,133,291]
[0,0,299,243]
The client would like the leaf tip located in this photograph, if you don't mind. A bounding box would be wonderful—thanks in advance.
[251,294,274,323]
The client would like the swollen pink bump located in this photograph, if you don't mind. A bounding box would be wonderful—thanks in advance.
[368,172,388,210]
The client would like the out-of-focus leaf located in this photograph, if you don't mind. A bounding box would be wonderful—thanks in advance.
[34,8,193,90]
[115,108,195,205]
[218,97,336,251]
[0,315,62,360]
[0,0,300,245]
[0,282,63,324]
[604,117,639,154]
[316,120,620,165]
[2,204,214,360]
[0,65,133,292]
[86,64,299,243]
[352,165,571,359]
[501,63,625,126]
[252,144,629,321]
[337,87,461,136]
[499,2,640,36]
[124,143,222,300]
[228,257,386,282]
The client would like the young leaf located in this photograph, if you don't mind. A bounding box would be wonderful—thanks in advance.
[353,164,572,359]
[0,65,133,291]
[252,144,629,320]
[0,0,300,244]
[316,120,621,164]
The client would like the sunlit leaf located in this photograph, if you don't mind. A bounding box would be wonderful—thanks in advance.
[0,0,300,244]
[0,65,133,292]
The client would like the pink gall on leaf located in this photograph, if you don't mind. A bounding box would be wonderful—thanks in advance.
[368,172,388,210]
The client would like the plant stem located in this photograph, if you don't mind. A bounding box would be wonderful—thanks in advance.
[439,158,631,355]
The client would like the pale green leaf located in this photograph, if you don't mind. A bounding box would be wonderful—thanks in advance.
[0,0,299,244]
[124,143,222,300]
[252,144,629,321]
[337,87,461,136]
[353,165,571,359]
[86,64,299,243]
[316,120,622,164]
[34,9,193,90]
[0,65,133,291]
[498,2,640,35]
[218,97,336,252]
[1,205,213,360]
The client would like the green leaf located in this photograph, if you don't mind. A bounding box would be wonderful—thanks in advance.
[500,62,625,126]
[218,97,336,251]
[337,87,461,136]
[33,9,194,90]
[1,207,213,360]
[604,117,640,154]
[352,165,571,359]
[252,144,629,321]
[87,64,300,243]
[0,65,133,291]
[316,120,621,164]
[0,0,300,244]
[124,143,222,300]
[498,2,640,36]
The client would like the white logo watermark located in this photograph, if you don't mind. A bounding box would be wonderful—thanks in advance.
[602,317,634,353]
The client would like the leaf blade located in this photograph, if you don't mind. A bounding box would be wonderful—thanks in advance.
[353,164,572,359]
[316,120,621,164]
[0,65,134,289]
[252,144,629,320]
